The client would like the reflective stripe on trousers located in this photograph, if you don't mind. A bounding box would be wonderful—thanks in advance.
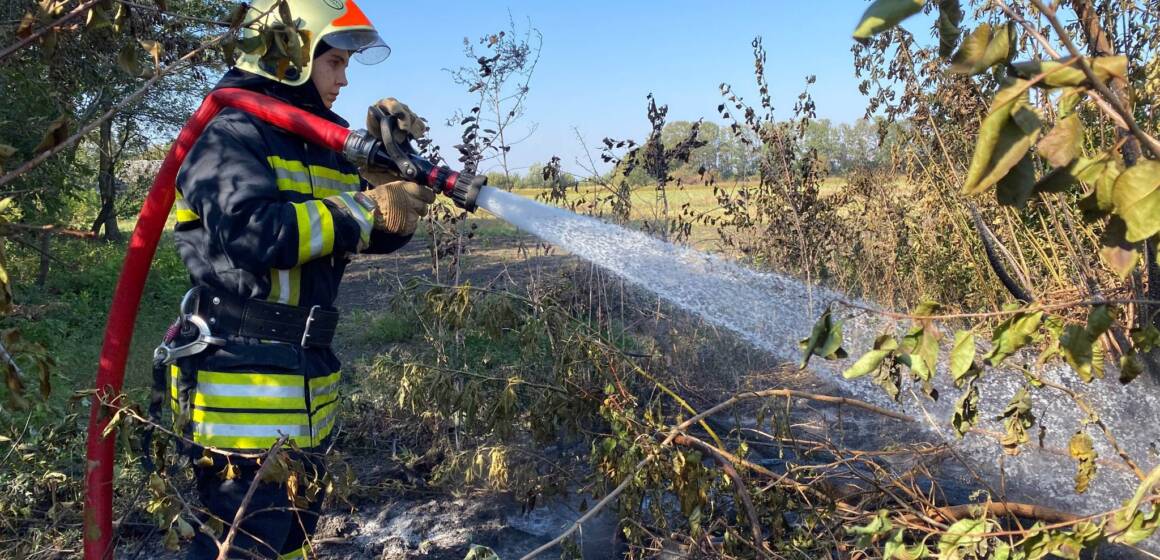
[171,365,340,451]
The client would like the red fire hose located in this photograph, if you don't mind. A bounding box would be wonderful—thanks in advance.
[84,88,372,560]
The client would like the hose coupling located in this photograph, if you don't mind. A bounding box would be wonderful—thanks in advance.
[342,129,378,168]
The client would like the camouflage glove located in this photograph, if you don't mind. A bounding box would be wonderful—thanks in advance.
[362,180,436,237]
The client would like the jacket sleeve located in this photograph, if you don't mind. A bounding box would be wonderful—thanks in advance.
[357,176,415,254]
[176,110,369,269]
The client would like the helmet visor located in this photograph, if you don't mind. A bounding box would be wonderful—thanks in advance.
[323,29,391,65]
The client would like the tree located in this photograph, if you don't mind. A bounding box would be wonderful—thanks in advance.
[446,15,542,186]
[1,1,232,240]
[798,0,1160,553]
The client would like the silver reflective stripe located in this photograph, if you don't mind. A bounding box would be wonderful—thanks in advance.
[306,201,325,258]
[276,269,291,304]
[312,408,337,438]
[195,383,305,399]
[312,382,339,400]
[194,423,309,437]
[314,175,358,194]
[272,165,311,187]
[334,192,371,234]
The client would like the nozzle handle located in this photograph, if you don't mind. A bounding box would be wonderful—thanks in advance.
[344,129,483,212]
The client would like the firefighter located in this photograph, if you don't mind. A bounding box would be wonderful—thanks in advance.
[161,1,431,557]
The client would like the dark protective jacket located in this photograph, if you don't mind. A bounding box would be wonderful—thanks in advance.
[175,68,408,308]
[169,69,407,452]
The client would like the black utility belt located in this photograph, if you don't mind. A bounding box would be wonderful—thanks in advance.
[190,288,340,348]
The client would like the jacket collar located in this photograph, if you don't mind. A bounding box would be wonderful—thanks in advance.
[213,68,351,128]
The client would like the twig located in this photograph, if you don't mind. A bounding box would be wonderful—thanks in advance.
[1026,372,1146,479]
[216,436,288,560]
[1028,0,1160,159]
[0,222,97,239]
[0,0,103,63]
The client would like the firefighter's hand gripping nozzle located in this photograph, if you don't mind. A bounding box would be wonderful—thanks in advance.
[343,107,483,212]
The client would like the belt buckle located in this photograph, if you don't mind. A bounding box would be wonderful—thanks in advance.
[300,305,321,348]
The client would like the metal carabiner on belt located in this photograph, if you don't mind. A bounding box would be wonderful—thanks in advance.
[153,288,227,366]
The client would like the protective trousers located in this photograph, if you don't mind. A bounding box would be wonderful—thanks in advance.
[168,340,340,559]
[187,451,327,559]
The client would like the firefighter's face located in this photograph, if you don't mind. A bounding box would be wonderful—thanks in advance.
[312,49,351,109]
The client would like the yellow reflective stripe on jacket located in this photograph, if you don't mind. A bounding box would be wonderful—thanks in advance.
[309,372,339,440]
[174,191,200,223]
[169,364,180,415]
[188,369,312,449]
[311,404,338,441]
[309,165,360,198]
[309,372,341,397]
[268,267,302,306]
[190,433,313,450]
[309,372,340,411]
[192,371,307,411]
[198,370,303,388]
[268,157,359,198]
[268,156,313,195]
[292,200,335,265]
[192,408,309,427]
[175,366,342,450]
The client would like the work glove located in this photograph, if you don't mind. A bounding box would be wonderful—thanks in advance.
[367,97,427,146]
[361,180,436,237]
[363,98,428,186]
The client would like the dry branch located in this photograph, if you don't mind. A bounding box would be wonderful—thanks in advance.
[673,434,769,557]
[0,223,96,239]
[216,436,288,560]
[931,502,1079,525]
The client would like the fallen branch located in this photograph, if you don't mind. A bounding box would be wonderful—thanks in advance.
[931,502,1079,525]
[520,386,908,559]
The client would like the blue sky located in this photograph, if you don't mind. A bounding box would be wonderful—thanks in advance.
[331,1,932,176]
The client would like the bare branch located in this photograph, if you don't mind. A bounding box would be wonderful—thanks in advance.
[215,436,288,560]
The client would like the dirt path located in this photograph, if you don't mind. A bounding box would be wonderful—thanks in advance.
[335,232,571,311]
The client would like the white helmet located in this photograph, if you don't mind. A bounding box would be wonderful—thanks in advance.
[234,0,389,87]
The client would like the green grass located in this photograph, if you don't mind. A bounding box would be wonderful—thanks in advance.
[3,234,189,407]
[360,310,416,345]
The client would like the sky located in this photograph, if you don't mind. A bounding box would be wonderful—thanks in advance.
[330,1,930,177]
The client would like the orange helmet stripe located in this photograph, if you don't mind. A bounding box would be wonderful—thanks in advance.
[332,0,372,28]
